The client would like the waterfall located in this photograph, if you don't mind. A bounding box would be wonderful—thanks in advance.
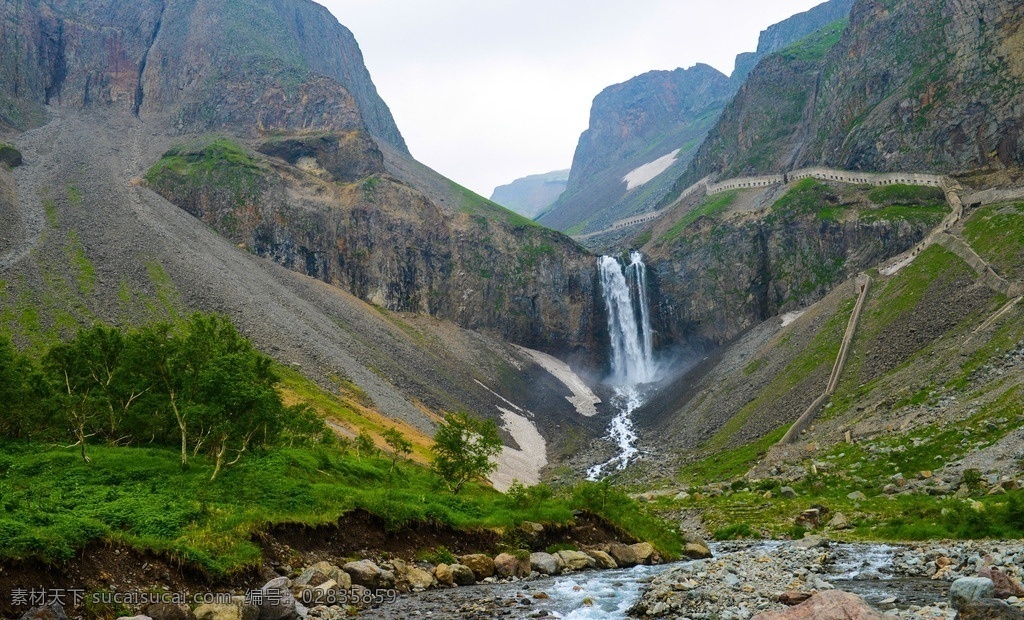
[597,252,656,385]
[588,252,657,479]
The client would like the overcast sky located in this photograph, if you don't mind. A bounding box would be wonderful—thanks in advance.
[319,1,828,198]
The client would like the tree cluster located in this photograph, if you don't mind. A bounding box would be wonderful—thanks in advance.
[0,313,331,478]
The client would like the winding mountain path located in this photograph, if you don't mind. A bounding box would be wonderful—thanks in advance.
[573,166,948,241]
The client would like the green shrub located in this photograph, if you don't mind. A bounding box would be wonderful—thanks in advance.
[0,143,22,168]
[713,523,755,541]
[418,546,456,565]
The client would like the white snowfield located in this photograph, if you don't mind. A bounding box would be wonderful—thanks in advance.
[513,345,601,417]
[622,149,680,191]
[489,407,548,492]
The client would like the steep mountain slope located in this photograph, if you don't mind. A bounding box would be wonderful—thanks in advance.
[0,0,407,151]
[0,0,616,484]
[627,194,1024,502]
[490,169,569,219]
[537,64,733,235]
[731,0,855,83]
[540,0,857,238]
[680,0,1024,189]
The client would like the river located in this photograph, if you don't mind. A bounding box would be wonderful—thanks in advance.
[356,542,948,619]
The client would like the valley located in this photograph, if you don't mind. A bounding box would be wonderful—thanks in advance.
[2,0,1024,619]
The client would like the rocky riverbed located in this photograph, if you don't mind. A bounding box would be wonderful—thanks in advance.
[631,537,1024,619]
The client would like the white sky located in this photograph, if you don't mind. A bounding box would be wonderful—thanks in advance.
[318,1,828,198]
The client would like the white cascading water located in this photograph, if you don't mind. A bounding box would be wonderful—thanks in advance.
[587,252,656,480]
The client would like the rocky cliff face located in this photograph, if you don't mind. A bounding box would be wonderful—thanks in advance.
[538,64,733,234]
[0,0,407,152]
[682,0,1024,188]
[0,0,603,363]
[641,181,940,347]
[144,137,604,362]
[490,169,568,219]
[539,0,858,236]
[731,0,856,82]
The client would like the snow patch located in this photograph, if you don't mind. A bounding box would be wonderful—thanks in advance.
[489,407,547,492]
[513,345,601,417]
[622,149,680,191]
[780,310,806,327]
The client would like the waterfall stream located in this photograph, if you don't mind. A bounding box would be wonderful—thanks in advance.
[588,252,656,480]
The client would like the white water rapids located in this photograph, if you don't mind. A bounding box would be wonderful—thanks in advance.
[587,252,657,480]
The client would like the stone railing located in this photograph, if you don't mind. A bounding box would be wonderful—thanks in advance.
[574,166,951,239]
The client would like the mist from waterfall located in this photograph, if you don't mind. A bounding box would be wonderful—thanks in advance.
[588,251,657,479]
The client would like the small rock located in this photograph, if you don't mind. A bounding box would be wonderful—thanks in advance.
[18,603,68,620]
[847,491,866,501]
[145,604,195,620]
[780,487,798,498]
[779,591,813,606]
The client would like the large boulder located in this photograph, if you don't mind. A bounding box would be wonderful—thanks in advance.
[344,560,390,589]
[630,542,657,564]
[980,567,1024,599]
[406,567,435,590]
[791,535,829,550]
[434,563,454,587]
[459,554,496,580]
[827,512,850,530]
[954,598,1024,619]
[302,561,350,589]
[751,590,884,620]
[605,542,639,567]
[254,577,299,620]
[494,552,531,578]
[586,550,618,569]
[556,550,596,571]
[951,578,996,610]
[449,563,477,586]
[684,541,713,559]
[293,566,331,588]
[530,552,561,575]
